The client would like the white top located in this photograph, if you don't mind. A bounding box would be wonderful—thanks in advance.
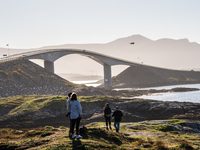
[70,100,82,119]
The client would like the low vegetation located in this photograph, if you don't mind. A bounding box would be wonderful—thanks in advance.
[0,95,121,116]
[0,120,199,149]
[0,70,8,76]
[167,119,186,124]
[40,74,44,78]
[1,96,200,149]
[12,71,21,77]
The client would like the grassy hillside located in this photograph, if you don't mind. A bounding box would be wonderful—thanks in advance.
[116,65,200,88]
[0,58,84,97]
[1,96,200,149]
[0,120,199,149]
[1,94,200,130]
[0,95,118,118]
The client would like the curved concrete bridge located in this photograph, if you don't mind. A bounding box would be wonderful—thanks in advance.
[2,49,139,88]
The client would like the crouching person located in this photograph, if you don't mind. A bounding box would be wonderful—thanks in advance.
[70,93,82,139]
[112,106,123,133]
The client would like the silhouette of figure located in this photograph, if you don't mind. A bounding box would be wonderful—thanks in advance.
[103,103,112,130]
[70,93,82,139]
[66,92,72,136]
[112,106,123,133]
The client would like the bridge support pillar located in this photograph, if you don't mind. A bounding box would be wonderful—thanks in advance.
[104,64,112,88]
[44,60,54,73]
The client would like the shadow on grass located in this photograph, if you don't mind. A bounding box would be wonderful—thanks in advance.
[86,128,123,146]
[72,139,85,150]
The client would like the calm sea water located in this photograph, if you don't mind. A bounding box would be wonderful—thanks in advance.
[71,80,200,103]
[71,80,101,87]
[134,84,200,103]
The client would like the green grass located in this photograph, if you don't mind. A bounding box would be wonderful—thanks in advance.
[0,96,200,149]
[0,70,8,76]
[12,71,21,77]
[78,96,121,102]
[153,124,177,132]
[44,126,55,130]
[0,95,122,116]
[167,119,186,125]
[0,95,65,115]
[0,122,200,149]
[40,74,44,78]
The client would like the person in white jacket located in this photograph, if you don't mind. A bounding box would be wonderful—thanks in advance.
[70,93,82,139]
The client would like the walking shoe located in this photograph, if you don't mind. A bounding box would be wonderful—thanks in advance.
[110,126,112,130]
[76,135,82,139]
[71,134,76,138]
[106,127,108,130]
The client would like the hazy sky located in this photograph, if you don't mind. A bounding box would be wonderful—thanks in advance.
[0,0,200,49]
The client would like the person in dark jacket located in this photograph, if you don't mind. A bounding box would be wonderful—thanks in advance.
[103,103,112,130]
[112,106,123,133]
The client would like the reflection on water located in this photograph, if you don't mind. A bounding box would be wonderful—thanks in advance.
[71,80,98,84]
[85,83,101,87]
[71,80,101,87]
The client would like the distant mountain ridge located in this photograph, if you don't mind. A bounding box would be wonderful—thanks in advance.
[1,35,200,75]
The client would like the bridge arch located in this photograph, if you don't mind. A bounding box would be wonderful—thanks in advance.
[24,49,138,88]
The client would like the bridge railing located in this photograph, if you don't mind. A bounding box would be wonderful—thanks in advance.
[0,48,140,66]
[0,48,188,71]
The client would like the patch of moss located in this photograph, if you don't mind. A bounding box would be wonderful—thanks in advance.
[40,74,44,78]
[167,119,186,125]
[153,124,176,132]
[45,126,54,130]
[12,71,21,77]
[40,131,52,137]
[0,70,8,76]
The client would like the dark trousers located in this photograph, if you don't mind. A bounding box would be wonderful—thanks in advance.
[70,117,81,135]
[104,116,111,127]
[69,118,72,134]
